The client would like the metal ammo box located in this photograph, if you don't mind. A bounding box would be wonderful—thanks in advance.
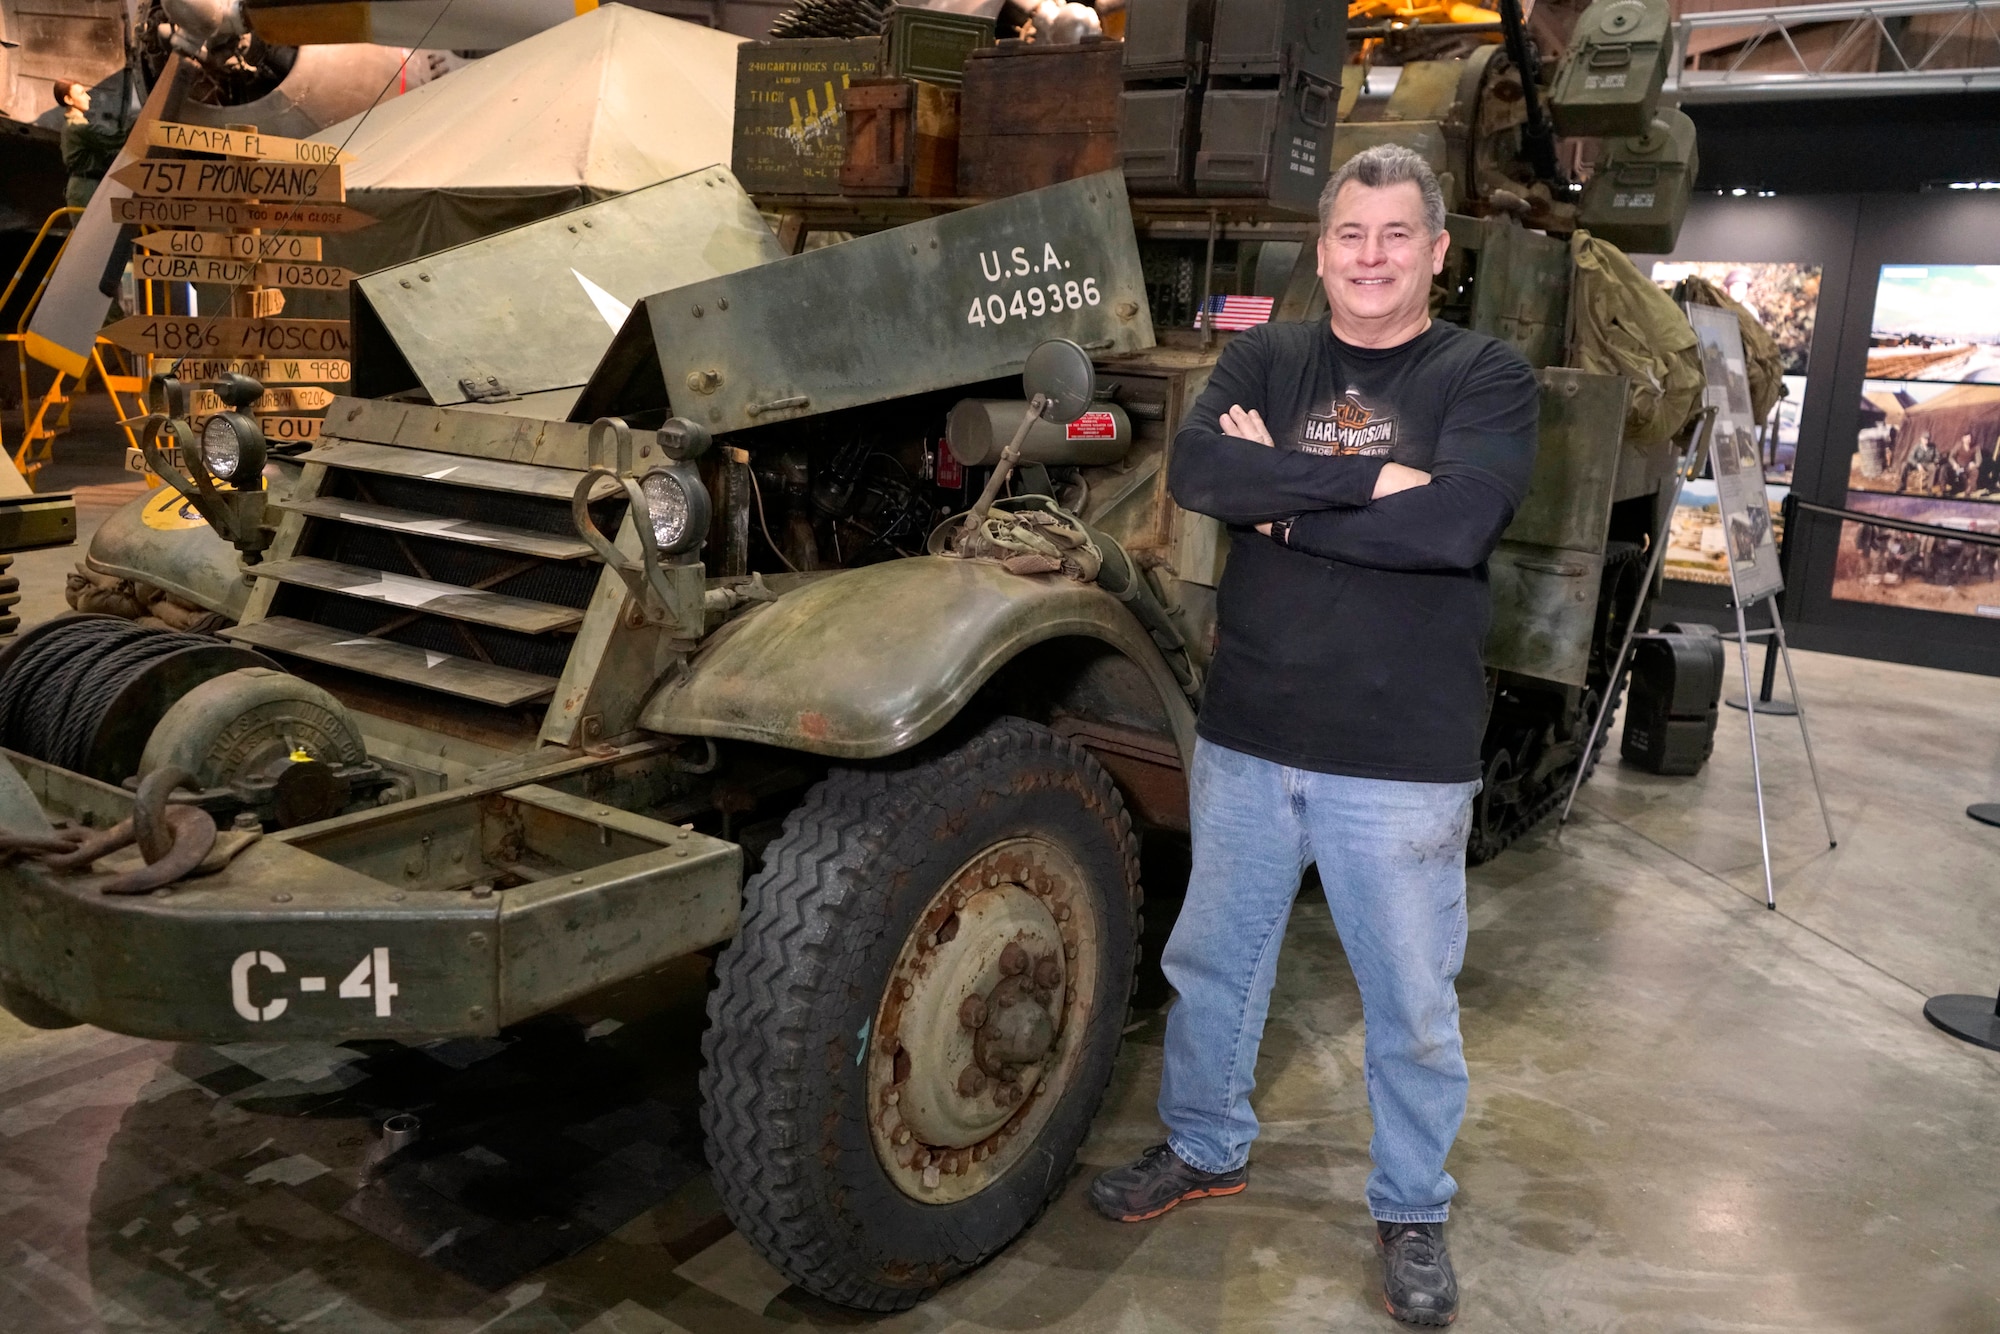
[1549,0,1672,139]
[881,3,994,86]
[1577,106,1698,253]
[1191,0,1343,211]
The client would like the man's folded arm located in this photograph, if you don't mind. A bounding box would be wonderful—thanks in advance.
[1165,330,1387,524]
[1278,466,1517,571]
[1169,430,1389,524]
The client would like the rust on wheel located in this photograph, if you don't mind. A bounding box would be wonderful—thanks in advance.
[866,836,1101,1203]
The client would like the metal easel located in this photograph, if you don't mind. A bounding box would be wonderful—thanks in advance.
[1558,407,1837,909]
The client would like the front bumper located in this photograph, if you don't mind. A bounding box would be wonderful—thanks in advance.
[0,753,740,1042]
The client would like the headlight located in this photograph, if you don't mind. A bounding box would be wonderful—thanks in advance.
[199,412,265,487]
[638,464,710,557]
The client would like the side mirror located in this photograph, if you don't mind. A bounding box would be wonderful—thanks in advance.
[572,416,710,639]
[959,339,1096,536]
[1021,337,1096,425]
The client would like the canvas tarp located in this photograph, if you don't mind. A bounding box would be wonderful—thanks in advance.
[1569,230,1705,449]
[303,4,743,284]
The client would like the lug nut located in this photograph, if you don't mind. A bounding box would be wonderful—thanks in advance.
[959,995,987,1029]
[996,1082,1022,1108]
[1000,942,1029,976]
[1034,956,1062,988]
[958,1065,988,1097]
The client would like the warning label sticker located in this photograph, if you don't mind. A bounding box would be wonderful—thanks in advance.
[1066,411,1117,440]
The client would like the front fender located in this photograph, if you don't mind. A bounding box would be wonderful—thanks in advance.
[639,557,1196,763]
[85,462,302,619]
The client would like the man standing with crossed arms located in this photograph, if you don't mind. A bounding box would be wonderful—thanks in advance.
[1089,144,1540,1327]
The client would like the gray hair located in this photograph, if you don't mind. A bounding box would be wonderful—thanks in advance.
[1318,144,1447,238]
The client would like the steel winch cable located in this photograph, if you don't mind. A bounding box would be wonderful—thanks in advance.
[0,619,220,775]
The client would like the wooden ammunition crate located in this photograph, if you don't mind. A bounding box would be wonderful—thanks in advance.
[732,37,883,195]
[841,77,960,197]
[957,38,1123,197]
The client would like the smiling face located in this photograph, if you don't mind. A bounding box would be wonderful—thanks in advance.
[1316,179,1451,347]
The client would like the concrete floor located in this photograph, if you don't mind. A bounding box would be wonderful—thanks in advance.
[2,414,1998,1332]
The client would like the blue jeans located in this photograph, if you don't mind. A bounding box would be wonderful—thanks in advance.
[1159,738,1478,1223]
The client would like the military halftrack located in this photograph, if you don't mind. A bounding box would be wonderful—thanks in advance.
[0,0,1696,1311]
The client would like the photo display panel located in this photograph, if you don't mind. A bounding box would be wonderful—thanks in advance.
[1686,305,1785,602]
[1651,261,1821,585]
[1835,264,2000,621]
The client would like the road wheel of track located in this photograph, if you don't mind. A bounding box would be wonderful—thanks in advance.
[699,717,1141,1311]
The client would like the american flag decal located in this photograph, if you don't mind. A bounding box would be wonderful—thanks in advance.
[1193,295,1275,331]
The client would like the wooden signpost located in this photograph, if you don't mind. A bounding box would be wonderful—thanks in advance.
[103,316,351,358]
[256,261,353,290]
[112,159,344,203]
[168,357,351,384]
[144,122,352,166]
[109,119,374,477]
[111,198,376,231]
[191,386,336,415]
[258,416,325,443]
[134,254,253,285]
[133,232,324,261]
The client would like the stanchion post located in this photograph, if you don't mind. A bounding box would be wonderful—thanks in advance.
[1923,986,2000,1052]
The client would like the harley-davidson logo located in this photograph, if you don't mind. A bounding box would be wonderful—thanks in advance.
[1331,394,1374,430]
[1300,391,1397,456]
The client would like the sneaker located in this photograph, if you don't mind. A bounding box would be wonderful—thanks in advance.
[1376,1221,1458,1326]
[1088,1144,1248,1222]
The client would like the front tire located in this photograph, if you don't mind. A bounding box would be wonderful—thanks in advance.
[699,717,1140,1310]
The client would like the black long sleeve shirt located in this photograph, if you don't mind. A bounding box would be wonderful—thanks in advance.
[1168,319,1540,782]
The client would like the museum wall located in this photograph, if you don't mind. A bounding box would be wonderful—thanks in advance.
[1635,187,2000,677]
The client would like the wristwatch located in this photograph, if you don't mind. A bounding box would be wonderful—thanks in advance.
[1269,517,1295,547]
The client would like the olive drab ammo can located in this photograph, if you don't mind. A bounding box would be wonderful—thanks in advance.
[1577,107,1697,254]
[1549,0,1673,139]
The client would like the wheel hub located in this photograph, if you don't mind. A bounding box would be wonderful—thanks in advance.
[893,885,1065,1148]
[868,838,1098,1203]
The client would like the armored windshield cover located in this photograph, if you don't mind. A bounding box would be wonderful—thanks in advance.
[571,170,1156,430]
[352,166,784,410]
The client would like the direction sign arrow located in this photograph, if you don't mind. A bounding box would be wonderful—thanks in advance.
[165,358,351,384]
[191,386,336,415]
[133,232,324,261]
[256,261,354,291]
[134,254,252,285]
[258,416,325,443]
[102,316,352,358]
[113,160,344,203]
[146,121,353,167]
[112,199,375,232]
